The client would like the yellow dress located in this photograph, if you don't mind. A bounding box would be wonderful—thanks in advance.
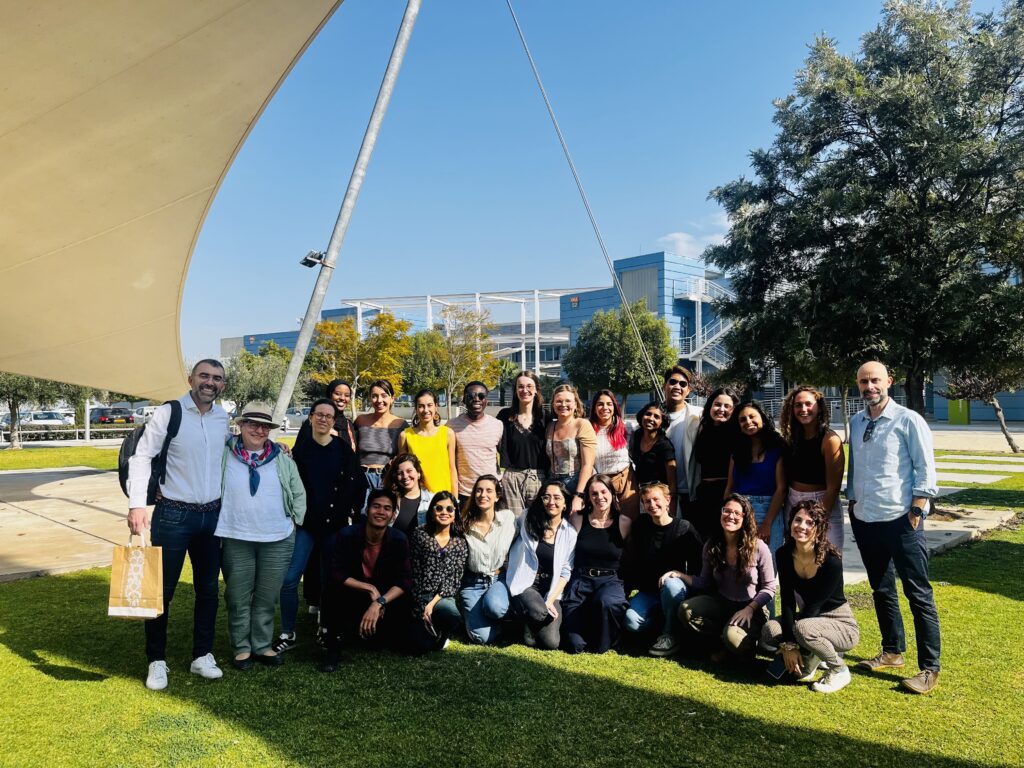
[404,425,453,493]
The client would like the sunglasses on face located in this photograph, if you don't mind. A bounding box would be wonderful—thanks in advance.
[667,378,689,388]
[466,392,488,401]
[433,504,456,513]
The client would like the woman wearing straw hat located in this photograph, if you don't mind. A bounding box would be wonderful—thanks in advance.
[216,402,306,670]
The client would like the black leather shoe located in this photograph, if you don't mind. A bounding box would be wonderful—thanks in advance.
[231,656,254,671]
[320,649,341,673]
[255,653,284,667]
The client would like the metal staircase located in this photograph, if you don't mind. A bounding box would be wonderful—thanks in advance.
[672,278,735,371]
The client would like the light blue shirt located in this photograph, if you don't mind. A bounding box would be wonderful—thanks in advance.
[506,517,577,603]
[847,398,937,522]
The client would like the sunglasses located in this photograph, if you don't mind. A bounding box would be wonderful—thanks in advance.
[433,504,456,513]
[666,378,689,388]
[466,392,488,401]
[863,419,878,442]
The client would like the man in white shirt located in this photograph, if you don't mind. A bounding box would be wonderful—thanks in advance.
[127,359,230,690]
[662,366,701,518]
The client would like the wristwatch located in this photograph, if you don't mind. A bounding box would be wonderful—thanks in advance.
[909,504,927,519]
[575,492,586,500]
[376,596,388,607]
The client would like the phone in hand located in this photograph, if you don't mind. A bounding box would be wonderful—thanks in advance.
[766,654,788,680]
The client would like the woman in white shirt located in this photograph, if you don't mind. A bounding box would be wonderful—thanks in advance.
[587,389,637,517]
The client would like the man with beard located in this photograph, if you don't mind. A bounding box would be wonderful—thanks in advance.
[846,361,940,694]
[127,359,231,690]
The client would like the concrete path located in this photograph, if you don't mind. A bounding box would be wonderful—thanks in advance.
[939,454,1024,464]
[935,471,1009,484]
[935,461,1024,473]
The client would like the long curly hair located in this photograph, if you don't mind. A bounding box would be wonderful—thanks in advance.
[706,493,759,582]
[383,453,426,495]
[785,499,838,565]
[779,385,830,444]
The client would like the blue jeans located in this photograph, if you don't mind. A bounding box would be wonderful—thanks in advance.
[280,527,337,634]
[145,500,222,662]
[458,575,510,645]
[549,473,579,495]
[624,577,688,635]
[749,494,785,560]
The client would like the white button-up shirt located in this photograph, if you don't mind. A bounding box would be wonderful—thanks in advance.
[127,393,230,508]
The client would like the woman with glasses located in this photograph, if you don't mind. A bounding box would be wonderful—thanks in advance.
[691,388,740,540]
[458,474,514,644]
[561,475,631,654]
[409,491,468,654]
[216,402,306,670]
[761,500,859,693]
[497,371,549,516]
[588,390,638,518]
[382,453,432,536]
[354,379,409,492]
[630,401,677,500]
[293,379,356,451]
[779,386,845,550]
[677,494,776,661]
[398,389,457,494]
[545,384,597,514]
[725,401,787,561]
[506,480,578,650]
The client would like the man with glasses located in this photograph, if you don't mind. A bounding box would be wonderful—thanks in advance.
[662,366,701,519]
[846,361,940,694]
[448,381,504,505]
[127,359,231,691]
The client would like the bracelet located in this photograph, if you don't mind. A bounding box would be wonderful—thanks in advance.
[778,641,800,652]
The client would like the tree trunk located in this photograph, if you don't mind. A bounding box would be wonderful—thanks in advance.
[905,370,926,415]
[987,396,1021,453]
[841,389,850,444]
[7,397,22,450]
[499,386,506,407]
[445,388,454,421]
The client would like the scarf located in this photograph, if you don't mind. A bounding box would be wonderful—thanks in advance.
[229,436,280,496]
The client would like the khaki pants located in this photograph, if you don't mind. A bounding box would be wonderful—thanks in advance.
[678,593,768,655]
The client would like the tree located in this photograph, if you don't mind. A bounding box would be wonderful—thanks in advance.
[940,365,1024,453]
[562,299,675,404]
[223,342,292,413]
[0,373,64,449]
[437,306,500,419]
[401,329,447,398]
[495,358,518,407]
[705,0,1024,414]
[307,313,412,417]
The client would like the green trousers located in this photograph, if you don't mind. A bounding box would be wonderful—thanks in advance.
[222,532,295,655]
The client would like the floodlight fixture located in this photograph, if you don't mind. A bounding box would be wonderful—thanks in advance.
[300,250,326,268]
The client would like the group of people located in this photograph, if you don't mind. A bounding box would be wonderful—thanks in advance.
[126,358,941,696]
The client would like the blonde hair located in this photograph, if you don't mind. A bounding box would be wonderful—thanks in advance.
[550,383,585,418]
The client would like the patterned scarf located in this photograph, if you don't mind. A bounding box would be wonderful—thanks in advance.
[229,436,280,496]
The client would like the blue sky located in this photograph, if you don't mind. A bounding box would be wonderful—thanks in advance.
[182,0,994,359]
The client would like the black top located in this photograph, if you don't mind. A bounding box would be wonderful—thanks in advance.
[694,423,733,479]
[776,544,848,642]
[785,430,840,486]
[534,538,555,594]
[410,528,469,614]
[395,495,422,537]
[330,523,413,594]
[622,515,703,593]
[291,435,368,534]
[574,513,625,572]
[630,432,675,486]
[497,407,549,472]
[293,411,355,452]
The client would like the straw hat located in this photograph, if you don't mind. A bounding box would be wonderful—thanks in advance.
[234,401,280,428]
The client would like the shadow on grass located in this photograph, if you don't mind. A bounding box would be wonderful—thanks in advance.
[931,538,1024,603]
[944,488,1024,510]
[0,570,1013,768]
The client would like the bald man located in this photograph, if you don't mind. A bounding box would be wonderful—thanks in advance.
[846,361,940,694]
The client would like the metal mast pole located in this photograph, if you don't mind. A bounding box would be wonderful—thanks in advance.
[272,0,421,427]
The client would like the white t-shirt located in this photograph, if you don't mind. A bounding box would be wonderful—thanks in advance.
[216,457,293,542]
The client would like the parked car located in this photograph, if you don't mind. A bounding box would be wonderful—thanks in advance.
[133,406,159,424]
[90,407,134,424]
[283,407,310,431]
[20,411,74,427]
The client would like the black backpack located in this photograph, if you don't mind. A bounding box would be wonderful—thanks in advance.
[118,400,183,506]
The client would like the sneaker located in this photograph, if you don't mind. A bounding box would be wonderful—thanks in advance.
[812,665,852,694]
[648,633,680,658]
[145,660,168,691]
[856,651,905,672]
[900,669,940,695]
[189,653,223,680]
[272,632,297,654]
[796,652,822,682]
[441,638,451,651]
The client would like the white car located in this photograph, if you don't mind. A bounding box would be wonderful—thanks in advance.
[133,405,159,424]
[20,411,74,427]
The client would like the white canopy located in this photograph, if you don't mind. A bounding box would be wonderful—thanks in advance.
[0,1,341,401]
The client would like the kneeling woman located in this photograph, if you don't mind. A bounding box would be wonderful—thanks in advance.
[217,403,306,670]
[410,491,468,653]
[506,481,578,650]
[458,475,515,644]
[677,494,776,659]
[561,475,631,653]
[761,500,859,693]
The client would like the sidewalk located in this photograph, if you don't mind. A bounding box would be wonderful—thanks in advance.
[0,467,1016,585]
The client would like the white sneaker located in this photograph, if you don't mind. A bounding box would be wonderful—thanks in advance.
[812,665,852,693]
[189,653,223,680]
[146,660,168,690]
[441,638,451,650]
[797,652,822,682]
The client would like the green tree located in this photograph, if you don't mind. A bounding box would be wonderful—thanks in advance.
[401,329,447,398]
[562,299,675,404]
[0,373,65,449]
[940,363,1024,453]
[495,358,518,407]
[706,0,1024,414]
[223,342,292,413]
[437,306,500,419]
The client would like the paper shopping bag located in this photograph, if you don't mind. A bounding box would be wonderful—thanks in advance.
[108,533,163,619]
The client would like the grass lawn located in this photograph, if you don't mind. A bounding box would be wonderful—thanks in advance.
[0,522,1021,767]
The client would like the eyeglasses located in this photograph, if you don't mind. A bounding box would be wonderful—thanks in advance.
[863,419,878,442]
[466,392,488,401]
[243,422,271,432]
[311,413,334,421]
[666,378,689,388]
[433,504,456,513]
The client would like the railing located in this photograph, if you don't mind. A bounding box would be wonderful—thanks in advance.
[759,395,907,419]
[0,425,137,443]
[672,277,735,303]
[702,340,733,368]
[679,315,733,356]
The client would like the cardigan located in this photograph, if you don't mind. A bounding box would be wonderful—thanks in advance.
[219,444,306,526]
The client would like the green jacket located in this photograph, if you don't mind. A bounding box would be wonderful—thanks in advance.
[220,442,307,526]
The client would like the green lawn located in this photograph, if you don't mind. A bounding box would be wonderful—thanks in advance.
[0,522,1021,767]
[0,446,119,470]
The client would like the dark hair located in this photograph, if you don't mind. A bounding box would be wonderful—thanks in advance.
[733,400,785,471]
[411,389,441,427]
[326,379,352,399]
[309,398,335,414]
[662,365,692,385]
[424,491,464,537]
[706,493,759,581]
[383,453,425,495]
[366,488,398,511]
[635,400,668,437]
[582,474,621,522]
[698,387,740,432]
[190,359,224,375]
[588,390,626,450]
[369,379,395,398]
[524,481,570,541]
[463,381,488,396]
[512,371,545,424]
[462,474,504,527]
[786,499,838,565]
[779,385,831,444]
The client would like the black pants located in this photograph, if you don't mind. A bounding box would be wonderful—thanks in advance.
[511,587,562,650]
[561,573,628,654]
[321,584,411,653]
[692,480,727,541]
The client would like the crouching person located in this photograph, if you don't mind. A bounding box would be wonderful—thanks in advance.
[319,489,412,671]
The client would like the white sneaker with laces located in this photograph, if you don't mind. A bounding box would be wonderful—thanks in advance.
[146,660,168,691]
[812,665,851,693]
[189,653,223,680]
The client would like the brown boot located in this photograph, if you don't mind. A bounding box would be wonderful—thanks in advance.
[855,650,905,672]
[901,669,940,694]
